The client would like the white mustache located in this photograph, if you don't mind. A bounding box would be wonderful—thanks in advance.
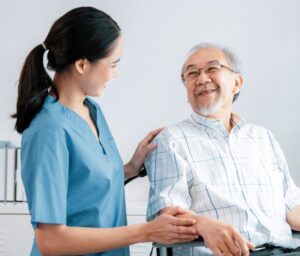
[194,83,218,95]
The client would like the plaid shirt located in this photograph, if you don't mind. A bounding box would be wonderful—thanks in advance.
[146,112,300,253]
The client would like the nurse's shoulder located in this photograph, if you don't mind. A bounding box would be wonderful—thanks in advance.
[22,97,69,141]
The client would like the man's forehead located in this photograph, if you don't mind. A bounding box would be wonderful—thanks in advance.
[185,48,228,66]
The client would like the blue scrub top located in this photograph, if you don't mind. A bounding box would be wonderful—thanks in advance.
[21,95,130,256]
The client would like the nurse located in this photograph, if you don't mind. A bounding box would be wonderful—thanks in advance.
[12,6,198,256]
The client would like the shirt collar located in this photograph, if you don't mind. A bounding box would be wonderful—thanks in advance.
[190,111,245,137]
[43,95,98,133]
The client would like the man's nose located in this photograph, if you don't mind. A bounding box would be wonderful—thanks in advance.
[195,71,211,85]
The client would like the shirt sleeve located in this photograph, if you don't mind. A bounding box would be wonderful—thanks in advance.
[145,129,192,220]
[21,128,69,228]
[268,131,300,212]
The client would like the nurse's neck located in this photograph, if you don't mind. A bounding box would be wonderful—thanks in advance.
[51,72,87,114]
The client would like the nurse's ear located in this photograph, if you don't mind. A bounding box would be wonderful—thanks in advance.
[74,58,89,75]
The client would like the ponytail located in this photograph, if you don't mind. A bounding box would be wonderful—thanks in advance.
[12,7,121,134]
[12,44,55,133]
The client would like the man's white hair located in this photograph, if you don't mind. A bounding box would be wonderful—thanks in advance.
[181,42,242,102]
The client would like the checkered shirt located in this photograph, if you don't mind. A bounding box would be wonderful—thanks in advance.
[146,112,300,253]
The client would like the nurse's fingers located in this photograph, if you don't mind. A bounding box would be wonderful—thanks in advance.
[166,234,199,244]
[171,226,198,236]
[141,128,164,145]
[170,215,196,227]
[147,213,197,244]
[161,206,191,217]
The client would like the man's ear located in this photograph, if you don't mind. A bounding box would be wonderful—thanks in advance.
[233,73,244,94]
[74,59,88,75]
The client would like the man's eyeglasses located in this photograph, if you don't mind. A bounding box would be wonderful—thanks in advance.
[181,63,235,82]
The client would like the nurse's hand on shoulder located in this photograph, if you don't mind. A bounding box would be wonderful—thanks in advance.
[145,206,198,244]
[124,128,164,178]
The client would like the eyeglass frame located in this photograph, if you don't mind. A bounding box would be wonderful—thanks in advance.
[181,62,237,83]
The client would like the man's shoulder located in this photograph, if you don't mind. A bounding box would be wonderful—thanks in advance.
[155,119,194,141]
[241,122,273,137]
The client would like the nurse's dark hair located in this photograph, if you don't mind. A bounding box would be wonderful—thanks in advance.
[12,6,121,133]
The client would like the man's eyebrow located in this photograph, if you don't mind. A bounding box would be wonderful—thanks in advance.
[184,60,221,70]
[206,59,221,65]
[185,64,197,70]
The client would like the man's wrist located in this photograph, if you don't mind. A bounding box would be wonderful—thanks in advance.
[185,213,208,235]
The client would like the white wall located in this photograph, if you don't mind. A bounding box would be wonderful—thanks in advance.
[1,0,299,202]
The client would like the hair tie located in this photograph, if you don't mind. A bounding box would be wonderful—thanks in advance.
[41,43,47,51]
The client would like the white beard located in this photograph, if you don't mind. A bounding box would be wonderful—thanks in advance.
[195,95,223,116]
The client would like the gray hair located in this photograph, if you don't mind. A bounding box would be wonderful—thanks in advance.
[181,42,242,102]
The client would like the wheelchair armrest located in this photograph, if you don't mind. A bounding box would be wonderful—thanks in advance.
[154,231,300,255]
[292,230,300,238]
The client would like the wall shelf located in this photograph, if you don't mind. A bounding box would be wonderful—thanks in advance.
[0,202,29,215]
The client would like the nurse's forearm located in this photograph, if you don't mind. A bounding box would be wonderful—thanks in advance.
[36,223,147,255]
[287,205,300,231]
[124,162,138,178]
[36,211,197,256]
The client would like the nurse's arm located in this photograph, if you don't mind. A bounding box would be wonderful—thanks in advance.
[124,128,163,179]
[36,207,197,256]
[287,204,300,231]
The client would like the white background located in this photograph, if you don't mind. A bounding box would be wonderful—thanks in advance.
[0,0,299,202]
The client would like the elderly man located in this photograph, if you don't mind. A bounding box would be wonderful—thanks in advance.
[146,43,300,256]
